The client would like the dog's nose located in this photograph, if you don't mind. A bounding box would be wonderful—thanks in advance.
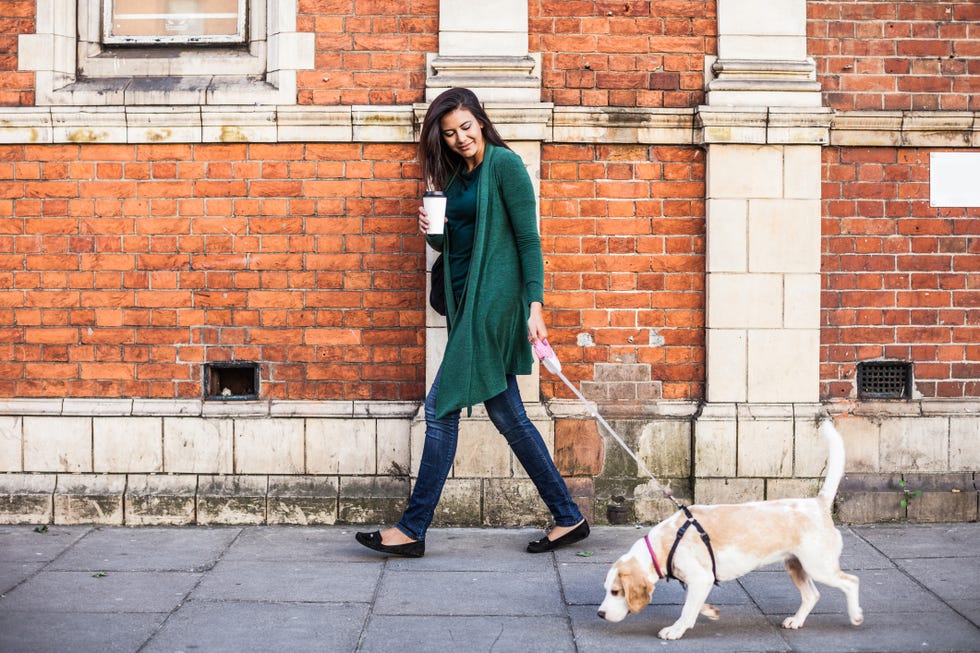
[597,609,605,619]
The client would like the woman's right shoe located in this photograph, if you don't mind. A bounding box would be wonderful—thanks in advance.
[355,531,425,558]
[526,519,590,553]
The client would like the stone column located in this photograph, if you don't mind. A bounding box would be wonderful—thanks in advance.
[694,0,830,503]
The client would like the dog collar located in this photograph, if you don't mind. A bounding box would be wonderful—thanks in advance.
[644,533,665,579]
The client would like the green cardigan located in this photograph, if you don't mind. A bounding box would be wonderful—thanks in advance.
[425,143,544,418]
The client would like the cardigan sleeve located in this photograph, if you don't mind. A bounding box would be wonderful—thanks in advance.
[496,151,545,305]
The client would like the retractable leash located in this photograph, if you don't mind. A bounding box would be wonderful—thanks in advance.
[533,339,718,585]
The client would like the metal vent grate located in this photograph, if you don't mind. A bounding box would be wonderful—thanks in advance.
[856,361,912,400]
[205,362,259,400]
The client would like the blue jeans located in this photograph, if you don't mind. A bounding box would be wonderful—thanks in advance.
[396,369,584,541]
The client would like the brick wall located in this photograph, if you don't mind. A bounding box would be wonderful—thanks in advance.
[539,144,705,401]
[297,0,435,105]
[532,0,716,108]
[0,0,33,106]
[821,147,980,400]
[809,0,980,111]
[0,143,426,400]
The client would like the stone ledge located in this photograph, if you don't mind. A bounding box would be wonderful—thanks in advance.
[0,399,419,419]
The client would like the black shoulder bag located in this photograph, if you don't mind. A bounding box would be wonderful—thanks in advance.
[429,254,447,316]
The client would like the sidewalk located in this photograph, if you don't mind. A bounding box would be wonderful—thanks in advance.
[0,522,977,653]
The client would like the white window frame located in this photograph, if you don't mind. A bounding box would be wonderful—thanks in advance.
[20,0,313,106]
[102,0,248,46]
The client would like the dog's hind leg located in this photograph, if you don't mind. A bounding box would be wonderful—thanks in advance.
[804,562,863,627]
[782,556,820,629]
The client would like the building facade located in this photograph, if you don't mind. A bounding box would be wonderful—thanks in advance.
[0,0,977,525]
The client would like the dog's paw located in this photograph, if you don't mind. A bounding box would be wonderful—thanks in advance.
[850,611,864,626]
[699,603,720,620]
[781,616,806,629]
[658,624,688,640]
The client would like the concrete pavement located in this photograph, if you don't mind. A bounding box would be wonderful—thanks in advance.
[0,522,977,652]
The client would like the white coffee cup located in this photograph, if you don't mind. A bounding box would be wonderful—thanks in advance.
[423,190,447,235]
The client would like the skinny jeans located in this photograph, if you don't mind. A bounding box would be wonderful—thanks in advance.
[396,368,584,541]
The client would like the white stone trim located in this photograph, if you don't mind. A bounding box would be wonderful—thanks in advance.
[19,0,312,106]
[0,398,419,419]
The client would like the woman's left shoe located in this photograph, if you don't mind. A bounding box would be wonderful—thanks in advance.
[526,519,590,553]
[355,531,425,558]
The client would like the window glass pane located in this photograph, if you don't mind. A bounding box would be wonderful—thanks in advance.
[104,0,245,44]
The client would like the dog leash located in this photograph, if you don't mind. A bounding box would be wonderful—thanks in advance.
[533,339,718,585]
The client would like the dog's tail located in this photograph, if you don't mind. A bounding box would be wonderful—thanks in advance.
[817,419,846,504]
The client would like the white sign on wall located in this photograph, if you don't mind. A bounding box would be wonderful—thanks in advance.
[930,152,980,208]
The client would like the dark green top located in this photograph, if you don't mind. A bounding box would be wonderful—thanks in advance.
[425,144,544,417]
[446,162,480,299]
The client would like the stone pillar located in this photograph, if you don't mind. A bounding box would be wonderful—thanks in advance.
[694,0,830,502]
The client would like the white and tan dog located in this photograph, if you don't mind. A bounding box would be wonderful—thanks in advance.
[597,420,863,640]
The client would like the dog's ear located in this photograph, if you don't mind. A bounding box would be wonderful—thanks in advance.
[620,561,653,614]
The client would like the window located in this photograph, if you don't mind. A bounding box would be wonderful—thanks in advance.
[103,0,247,46]
[22,0,313,105]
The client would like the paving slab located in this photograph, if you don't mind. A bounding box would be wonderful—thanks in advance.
[854,522,980,559]
[46,525,240,572]
[0,561,44,594]
[141,601,367,653]
[359,615,576,653]
[771,611,980,653]
[0,611,166,653]
[222,525,365,561]
[0,525,91,562]
[191,559,382,603]
[1,570,200,613]
[375,569,564,616]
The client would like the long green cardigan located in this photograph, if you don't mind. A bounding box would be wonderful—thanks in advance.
[425,143,544,418]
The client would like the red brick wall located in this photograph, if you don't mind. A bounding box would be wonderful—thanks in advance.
[0,143,426,400]
[532,1,716,108]
[0,0,33,106]
[809,0,980,111]
[821,147,980,400]
[540,144,705,401]
[297,0,435,105]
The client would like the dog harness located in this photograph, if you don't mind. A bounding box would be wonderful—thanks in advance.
[643,533,665,579]
[663,505,719,586]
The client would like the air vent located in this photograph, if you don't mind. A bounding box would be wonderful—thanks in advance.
[856,361,912,400]
[205,362,259,400]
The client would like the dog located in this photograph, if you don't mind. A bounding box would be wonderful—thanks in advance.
[597,419,863,640]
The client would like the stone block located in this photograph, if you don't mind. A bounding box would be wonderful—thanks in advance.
[453,420,512,478]
[554,419,603,476]
[747,199,821,273]
[707,273,783,329]
[306,418,376,475]
[706,144,783,199]
[704,329,747,402]
[783,145,822,199]
[836,491,905,524]
[0,416,22,472]
[377,419,412,477]
[906,491,978,523]
[949,417,980,471]
[54,473,126,525]
[337,477,409,525]
[197,475,267,525]
[234,418,304,474]
[794,416,829,477]
[766,478,821,500]
[694,410,737,477]
[633,494,680,525]
[267,476,339,525]
[746,328,819,403]
[163,417,233,474]
[637,420,691,478]
[484,479,551,527]
[431,478,483,527]
[0,473,55,524]
[835,417,880,473]
[879,417,949,472]
[706,199,748,272]
[693,478,764,505]
[125,474,197,526]
[93,417,163,473]
[23,416,92,473]
[737,416,793,477]
[783,274,821,329]
[564,477,595,524]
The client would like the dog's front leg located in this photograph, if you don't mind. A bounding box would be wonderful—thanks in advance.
[658,578,714,640]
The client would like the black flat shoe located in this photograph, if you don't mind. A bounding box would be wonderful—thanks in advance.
[355,531,425,558]
[526,520,590,553]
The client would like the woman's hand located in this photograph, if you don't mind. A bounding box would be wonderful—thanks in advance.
[418,205,429,234]
[527,301,548,343]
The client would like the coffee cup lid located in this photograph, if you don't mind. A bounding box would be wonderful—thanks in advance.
[423,190,445,196]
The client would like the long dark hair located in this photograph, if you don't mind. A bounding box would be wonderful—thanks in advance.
[418,88,509,191]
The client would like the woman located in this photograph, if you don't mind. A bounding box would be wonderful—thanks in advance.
[355,88,588,557]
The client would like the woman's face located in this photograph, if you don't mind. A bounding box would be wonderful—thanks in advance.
[440,108,485,170]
